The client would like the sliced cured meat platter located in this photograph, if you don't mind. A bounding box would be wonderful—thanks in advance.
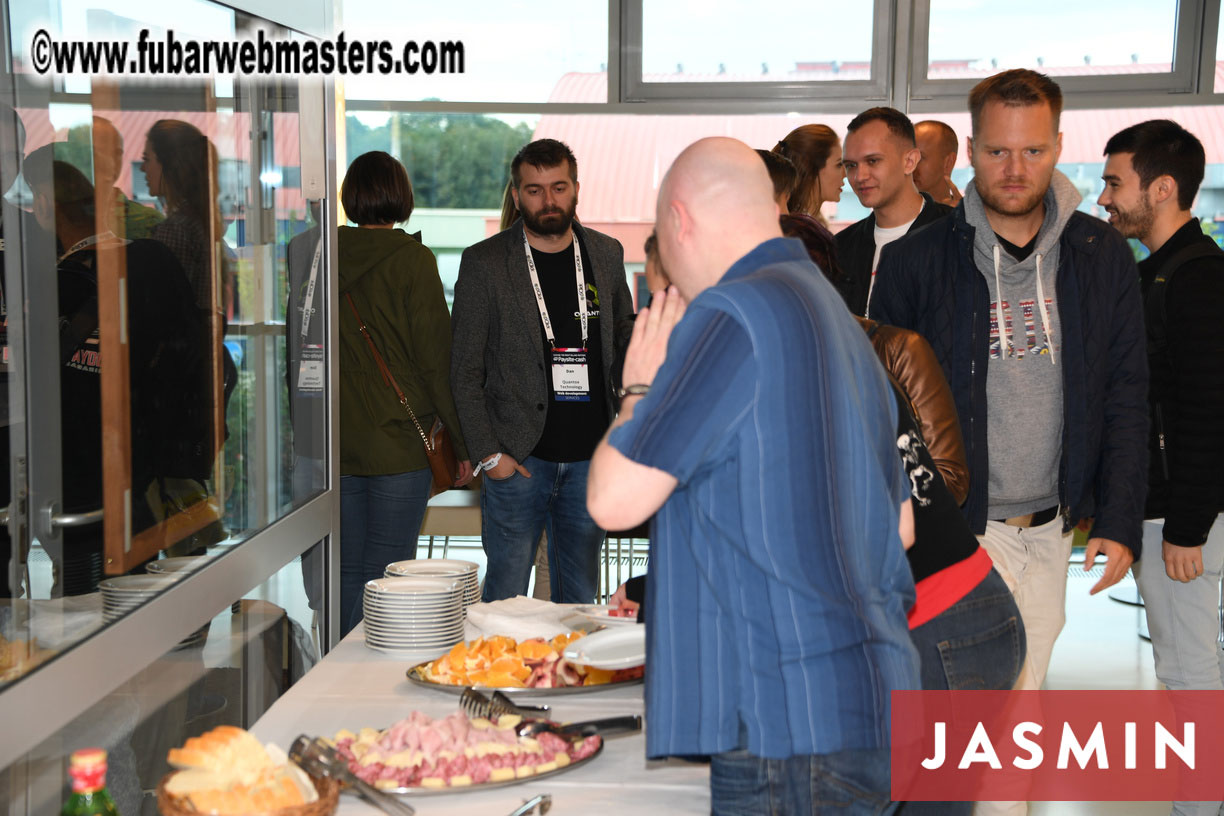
[330,710,605,796]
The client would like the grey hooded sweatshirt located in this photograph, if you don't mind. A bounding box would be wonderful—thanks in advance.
[962,170,1082,520]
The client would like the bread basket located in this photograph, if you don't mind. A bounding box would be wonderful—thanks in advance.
[156,773,339,816]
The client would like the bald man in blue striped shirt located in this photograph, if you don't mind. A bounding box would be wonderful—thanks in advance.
[588,137,919,815]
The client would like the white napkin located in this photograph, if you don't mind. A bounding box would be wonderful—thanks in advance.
[463,596,574,642]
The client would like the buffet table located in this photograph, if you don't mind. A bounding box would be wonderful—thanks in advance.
[250,625,711,815]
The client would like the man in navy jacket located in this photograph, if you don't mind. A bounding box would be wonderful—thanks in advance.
[871,70,1148,706]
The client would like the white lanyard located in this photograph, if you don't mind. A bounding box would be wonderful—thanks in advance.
[299,238,321,345]
[523,232,587,348]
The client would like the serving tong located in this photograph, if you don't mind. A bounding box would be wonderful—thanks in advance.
[460,687,551,720]
[288,734,416,816]
[461,687,642,739]
[507,793,552,815]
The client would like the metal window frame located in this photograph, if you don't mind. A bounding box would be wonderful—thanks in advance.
[619,0,894,107]
[908,0,1208,111]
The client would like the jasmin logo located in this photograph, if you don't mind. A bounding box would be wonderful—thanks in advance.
[891,690,1224,802]
[922,719,1193,771]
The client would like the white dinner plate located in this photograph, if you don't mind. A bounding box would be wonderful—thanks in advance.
[145,556,212,574]
[363,641,453,660]
[562,626,645,670]
[100,574,182,592]
[366,635,462,649]
[385,559,478,576]
[362,619,462,631]
[365,576,459,595]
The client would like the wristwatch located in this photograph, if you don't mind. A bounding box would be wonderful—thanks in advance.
[615,384,650,400]
[475,452,502,476]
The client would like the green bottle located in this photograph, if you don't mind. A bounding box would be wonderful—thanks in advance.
[62,748,120,816]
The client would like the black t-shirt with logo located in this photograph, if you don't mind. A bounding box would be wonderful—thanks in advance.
[528,234,609,463]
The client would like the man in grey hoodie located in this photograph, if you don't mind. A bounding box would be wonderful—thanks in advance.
[871,70,1149,712]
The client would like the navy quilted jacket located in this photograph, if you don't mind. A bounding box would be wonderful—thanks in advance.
[869,205,1149,557]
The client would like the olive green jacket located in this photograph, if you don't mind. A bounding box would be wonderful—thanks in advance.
[338,226,468,475]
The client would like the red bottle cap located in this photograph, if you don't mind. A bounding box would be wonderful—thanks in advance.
[68,748,107,793]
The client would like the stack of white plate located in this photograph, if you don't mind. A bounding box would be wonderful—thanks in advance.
[100,574,183,622]
[146,555,211,576]
[362,576,464,655]
[385,559,480,610]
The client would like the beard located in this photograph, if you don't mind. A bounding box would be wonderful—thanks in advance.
[975,176,1048,218]
[1107,195,1155,241]
[520,198,577,237]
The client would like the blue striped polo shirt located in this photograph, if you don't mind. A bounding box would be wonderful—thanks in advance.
[608,237,919,760]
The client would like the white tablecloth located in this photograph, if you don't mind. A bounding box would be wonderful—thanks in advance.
[250,625,710,815]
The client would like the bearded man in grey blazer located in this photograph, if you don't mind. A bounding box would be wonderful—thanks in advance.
[451,139,635,603]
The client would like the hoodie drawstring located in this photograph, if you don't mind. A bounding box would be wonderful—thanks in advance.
[1034,253,1056,365]
[994,245,1058,366]
[993,244,1011,358]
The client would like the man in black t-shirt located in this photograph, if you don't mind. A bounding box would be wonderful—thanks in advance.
[451,139,635,602]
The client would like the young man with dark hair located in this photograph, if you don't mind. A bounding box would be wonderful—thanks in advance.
[913,119,962,206]
[836,106,952,315]
[450,138,635,603]
[871,69,1149,705]
[1099,121,1224,816]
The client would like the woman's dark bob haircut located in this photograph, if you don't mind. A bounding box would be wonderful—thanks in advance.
[342,151,414,226]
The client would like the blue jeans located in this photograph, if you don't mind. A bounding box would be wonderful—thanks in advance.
[480,456,604,603]
[908,567,1025,692]
[339,469,433,636]
[897,568,1025,816]
[710,746,898,815]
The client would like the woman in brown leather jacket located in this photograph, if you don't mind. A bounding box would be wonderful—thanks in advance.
[783,216,1025,712]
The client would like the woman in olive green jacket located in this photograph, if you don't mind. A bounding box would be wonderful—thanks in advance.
[337,152,471,635]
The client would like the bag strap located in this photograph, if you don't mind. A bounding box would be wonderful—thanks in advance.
[344,292,433,451]
[1147,239,1224,362]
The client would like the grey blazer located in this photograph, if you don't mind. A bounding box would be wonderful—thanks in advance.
[450,221,635,464]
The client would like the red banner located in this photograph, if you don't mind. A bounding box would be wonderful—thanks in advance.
[891,690,1224,801]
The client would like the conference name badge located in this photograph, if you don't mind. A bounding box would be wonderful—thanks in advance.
[551,348,590,402]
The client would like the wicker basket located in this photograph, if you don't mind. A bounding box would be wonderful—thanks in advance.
[156,773,339,816]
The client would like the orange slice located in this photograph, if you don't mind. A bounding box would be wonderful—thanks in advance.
[516,639,554,661]
[583,667,616,685]
[486,670,526,688]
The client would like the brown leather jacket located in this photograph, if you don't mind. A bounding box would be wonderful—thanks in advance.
[857,317,969,505]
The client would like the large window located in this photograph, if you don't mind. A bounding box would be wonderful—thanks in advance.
[641,1,875,82]
[623,0,891,104]
[926,0,1178,78]
[341,1,608,104]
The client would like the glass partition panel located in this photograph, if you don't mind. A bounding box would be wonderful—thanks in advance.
[926,0,1178,79]
[0,0,327,690]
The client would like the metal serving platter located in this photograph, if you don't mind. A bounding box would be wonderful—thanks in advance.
[356,738,603,798]
[405,661,642,696]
